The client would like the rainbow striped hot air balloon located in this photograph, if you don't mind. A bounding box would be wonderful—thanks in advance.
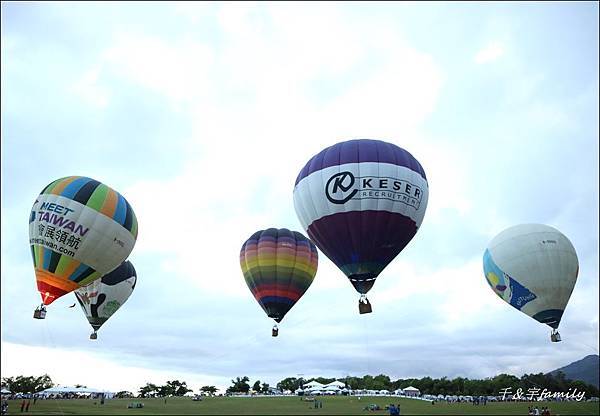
[29,176,138,318]
[239,228,318,336]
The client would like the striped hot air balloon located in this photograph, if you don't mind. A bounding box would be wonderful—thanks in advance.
[293,139,428,313]
[240,228,318,336]
[29,176,138,318]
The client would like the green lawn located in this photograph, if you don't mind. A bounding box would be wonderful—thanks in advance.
[5,396,600,415]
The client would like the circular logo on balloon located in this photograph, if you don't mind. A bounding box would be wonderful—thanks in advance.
[326,171,358,204]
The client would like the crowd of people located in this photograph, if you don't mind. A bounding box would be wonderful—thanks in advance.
[528,405,552,415]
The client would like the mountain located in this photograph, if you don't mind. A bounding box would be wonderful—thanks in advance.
[548,354,599,388]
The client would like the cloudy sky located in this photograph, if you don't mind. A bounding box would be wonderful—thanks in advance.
[1,2,598,394]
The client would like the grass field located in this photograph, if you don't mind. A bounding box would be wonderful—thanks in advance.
[5,396,600,415]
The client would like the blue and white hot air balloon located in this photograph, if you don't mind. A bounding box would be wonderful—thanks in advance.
[483,224,579,342]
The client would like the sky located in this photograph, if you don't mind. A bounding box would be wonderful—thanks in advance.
[1,1,599,394]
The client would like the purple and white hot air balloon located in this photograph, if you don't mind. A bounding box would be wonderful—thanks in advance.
[293,139,428,313]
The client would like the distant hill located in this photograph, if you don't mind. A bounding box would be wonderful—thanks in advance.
[548,354,599,388]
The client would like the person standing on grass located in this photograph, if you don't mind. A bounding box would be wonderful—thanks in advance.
[20,400,25,412]
[25,400,30,412]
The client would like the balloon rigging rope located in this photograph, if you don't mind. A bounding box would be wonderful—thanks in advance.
[362,312,371,381]
[41,319,66,415]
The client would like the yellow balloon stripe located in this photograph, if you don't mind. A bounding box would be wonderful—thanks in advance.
[78,270,102,287]
[99,188,118,218]
[242,258,316,272]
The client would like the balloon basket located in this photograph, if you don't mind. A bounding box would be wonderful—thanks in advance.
[550,329,561,343]
[272,325,279,337]
[90,332,98,340]
[33,305,47,320]
[358,296,372,314]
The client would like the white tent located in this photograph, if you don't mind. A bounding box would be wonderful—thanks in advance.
[303,381,324,389]
[39,386,113,398]
[402,386,420,397]
[325,381,346,388]
[1,388,11,394]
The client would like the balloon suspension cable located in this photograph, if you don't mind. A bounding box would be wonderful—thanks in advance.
[550,329,561,343]
[272,324,279,337]
[33,303,47,320]
[358,294,372,314]
[90,331,98,340]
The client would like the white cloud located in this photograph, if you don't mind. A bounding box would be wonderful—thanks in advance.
[474,41,505,64]
[103,33,215,104]
[0,341,230,392]
[70,67,110,108]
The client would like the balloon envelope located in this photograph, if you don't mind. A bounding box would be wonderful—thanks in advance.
[293,139,428,294]
[75,260,137,333]
[240,228,318,323]
[29,176,138,305]
[483,224,579,329]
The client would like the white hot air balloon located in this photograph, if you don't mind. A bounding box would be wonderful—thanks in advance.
[483,224,579,342]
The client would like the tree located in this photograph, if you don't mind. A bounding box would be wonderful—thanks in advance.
[200,386,218,396]
[313,377,335,385]
[1,374,54,394]
[252,380,261,393]
[373,374,392,391]
[345,376,363,390]
[165,380,192,396]
[115,391,133,398]
[261,383,270,394]
[276,377,303,393]
[227,376,250,394]
[138,383,159,398]
[362,375,375,390]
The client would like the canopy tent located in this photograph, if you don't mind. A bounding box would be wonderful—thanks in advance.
[325,381,346,388]
[307,387,325,395]
[402,386,420,397]
[1,388,11,394]
[39,386,113,398]
[303,381,324,389]
[323,385,341,391]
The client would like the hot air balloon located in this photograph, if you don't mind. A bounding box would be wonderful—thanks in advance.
[240,228,318,336]
[29,176,138,319]
[483,224,579,342]
[293,139,428,313]
[74,260,137,339]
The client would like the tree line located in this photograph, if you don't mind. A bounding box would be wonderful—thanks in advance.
[3,372,598,398]
[136,380,220,398]
[276,372,599,397]
[1,375,53,394]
